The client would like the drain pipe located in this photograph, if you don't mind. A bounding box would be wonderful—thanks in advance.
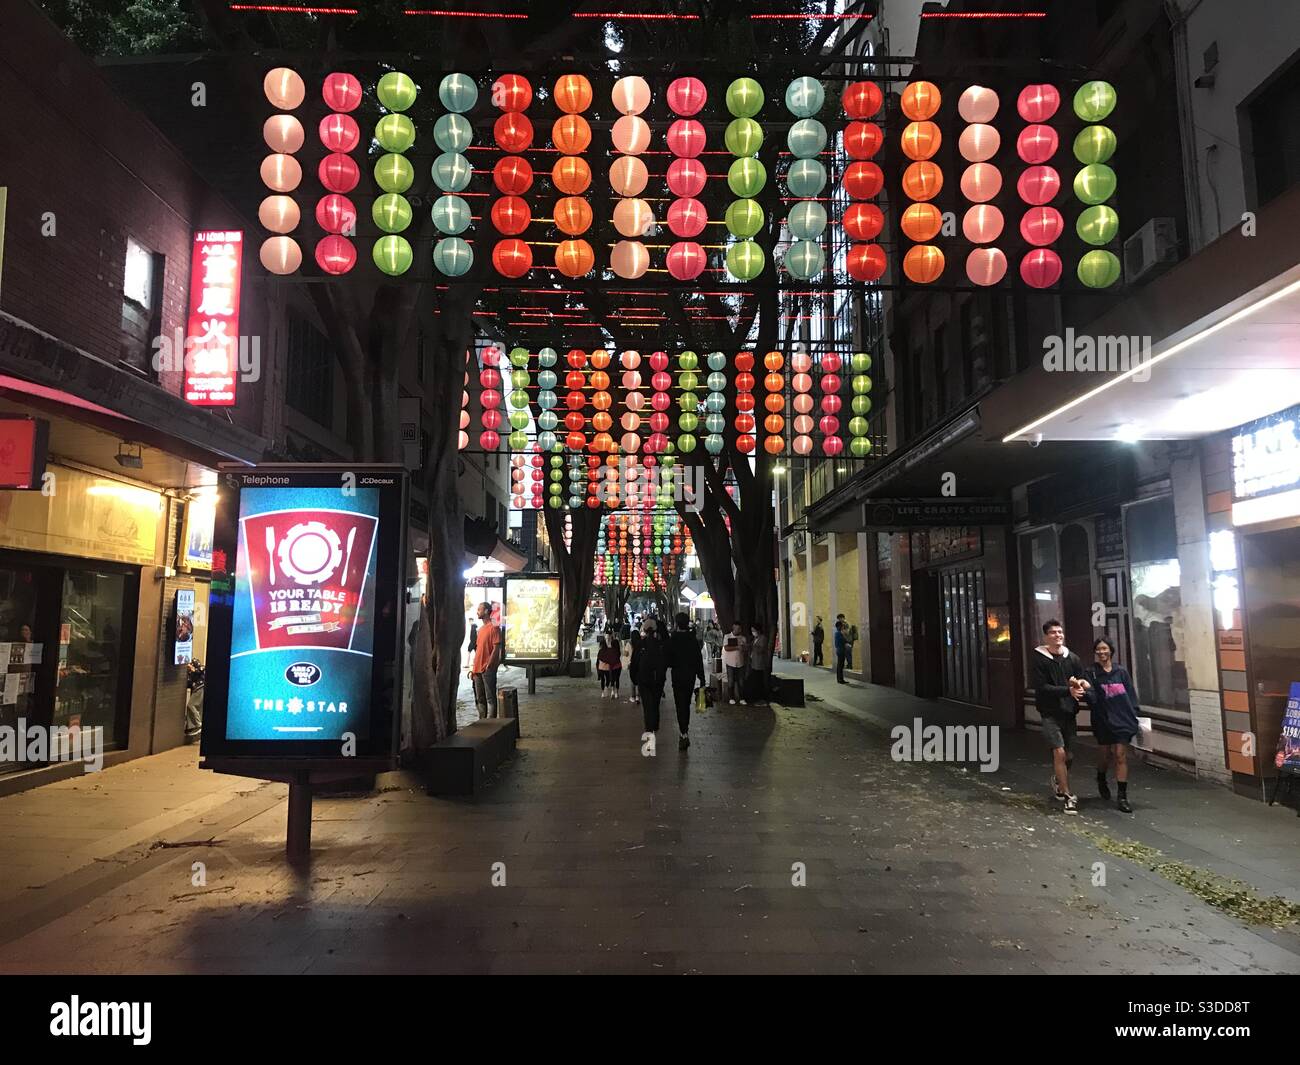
[1165,0,1207,252]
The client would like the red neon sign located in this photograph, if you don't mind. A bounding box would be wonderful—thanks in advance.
[184,230,243,407]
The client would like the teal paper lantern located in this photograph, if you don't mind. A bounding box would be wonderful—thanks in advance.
[784,240,824,280]
[707,351,727,371]
[538,347,558,367]
[1076,205,1119,246]
[1073,125,1116,165]
[787,200,827,239]
[705,412,726,434]
[726,240,765,280]
[724,117,764,157]
[373,193,413,234]
[433,237,472,276]
[785,76,824,118]
[725,198,765,238]
[375,153,414,193]
[431,194,471,235]
[538,369,557,390]
[376,113,416,153]
[705,434,724,455]
[1078,249,1122,288]
[432,152,472,193]
[726,77,764,118]
[727,157,767,198]
[1073,80,1117,122]
[377,71,418,112]
[786,158,826,197]
[1073,164,1117,205]
[439,73,478,114]
[434,113,473,154]
[372,234,413,276]
[786,118,827,159]
[705,374,727,396]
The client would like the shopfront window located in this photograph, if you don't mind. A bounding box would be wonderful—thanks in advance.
[0,564,43,759]
[1125,496,1189,713]
[1020,527,1060,677]
[54,569,129,749]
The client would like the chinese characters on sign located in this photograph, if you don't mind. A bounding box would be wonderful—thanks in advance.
[183,230,243,406]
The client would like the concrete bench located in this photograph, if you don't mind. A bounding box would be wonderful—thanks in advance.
[425,717,519,797]
[770,675,805,707]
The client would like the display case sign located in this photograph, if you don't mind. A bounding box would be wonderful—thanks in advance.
[201,464,408,761]
[183,230,243,407]
[503,575,561,664]
[1277,683,1300,776]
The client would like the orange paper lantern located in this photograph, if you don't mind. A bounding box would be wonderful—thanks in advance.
[556,239,595,277]
[554,74,593,114]
[901,121,942,161]
[553,196,594,236]
[902,244,945,284]
[552,114,591,155]
[553,156,592,195]
[900,202,943,242]
[901,161,944,201]
[901,80,941,121]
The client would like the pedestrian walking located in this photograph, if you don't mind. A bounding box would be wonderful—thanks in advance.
[668,612,706,749]
[635,619,668,735]
[811,616,824,666]
[703,620,723,676]
[1085,636,1140,813]
[597,633,623,699]
[627,627,642,704]
[1030,618,1088,813]
[833,620,849,684]
[468,601,502,719]
[748,625,769,703]
[722,622,749,705]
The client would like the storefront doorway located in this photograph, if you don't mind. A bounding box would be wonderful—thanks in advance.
[1240,524,1300,775]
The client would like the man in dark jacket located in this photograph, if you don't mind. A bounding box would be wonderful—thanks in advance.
[1030,618,1089,813]
[635,619,668,736]
[667,612,706,750]
[811,617,824,666]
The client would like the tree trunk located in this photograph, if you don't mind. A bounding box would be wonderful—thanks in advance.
[542,505,601,669]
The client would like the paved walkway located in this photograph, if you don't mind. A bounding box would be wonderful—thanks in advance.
[0,662,1296,974]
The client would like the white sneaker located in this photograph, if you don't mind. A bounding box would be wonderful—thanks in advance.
[740,699,748,705]
[729,699,736,705]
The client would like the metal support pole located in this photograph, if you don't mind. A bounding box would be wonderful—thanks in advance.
[527,663,536,695]
[286,778,312,860]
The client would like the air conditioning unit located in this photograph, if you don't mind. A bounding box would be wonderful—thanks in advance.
[1123,217,1179,284]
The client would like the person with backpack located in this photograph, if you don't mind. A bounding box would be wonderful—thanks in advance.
[667,612,706,749]
[635,619,668,736]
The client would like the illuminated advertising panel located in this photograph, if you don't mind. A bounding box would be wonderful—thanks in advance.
[183,230,243,407]
[202,465,407,761]
[503,574,561,664]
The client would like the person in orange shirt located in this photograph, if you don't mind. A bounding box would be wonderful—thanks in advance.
[468,601,502,719]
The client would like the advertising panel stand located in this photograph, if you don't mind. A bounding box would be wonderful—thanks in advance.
[503,574,561,694]
[200,464,409,858]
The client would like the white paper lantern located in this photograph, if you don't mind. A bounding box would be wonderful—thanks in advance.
[263,114,305,154]
[258,194,300,234]
[260,153,302,193]
[263,67,305,110]
[259,235,302,274]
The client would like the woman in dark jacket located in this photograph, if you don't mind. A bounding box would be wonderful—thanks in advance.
[1085,636,1141,813]
[627,629,643,705]
[634,621,668,735]
[667,612,706,750]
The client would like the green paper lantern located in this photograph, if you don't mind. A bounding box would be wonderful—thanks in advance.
[509,346,529,368]
[851,352,872,373]
[726,77,764,118]
[1073,164,1117,205]
[373,193,413,234]
[851,395,872,415]
[1073,124,1116,165]
[433,236,473,277]
[1076,205,1120,246]
[679,350,698,370]
[785,76,825,118]
[508,407,528,427]
[508,430,528,451]
[434,113,473,154]
[678,412,699,432]
[725,198,765,238]
[432,152,472,193]
[1078,249,1122,288]
[784,240,824,280]
[727,157,767,198]
[849,436,873,458]
[431,194,471,235]
[724,117,764,157]
[376,113,416,153]
[1073,80,1117,122]
[726,240,765,280]
[786,158,827,197]
[679,371,699,392]
[510,367,529,388]
[786,118,827,159]
[787,200,827,239]
[374,153,414,193]
[851,374,872,395]
[848,416,869,438]
[439,72,477,114]
[707,351,726,371]
[377,71,418,112]
[372,234,413,276]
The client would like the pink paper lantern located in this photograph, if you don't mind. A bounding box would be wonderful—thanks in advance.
[667,76,707,116]
[612,115,651,155]
[666,158,707,198]
[1020,248,1063,289]
[791,351,813,374]
[966,247,1008,287]
[320,112,360,153]
[1017,84,1060,123]
[962,204,1004,244]
[319,152,360,194]
[621,432,641,453]
[958,123,1000,163]
[820,394,842,414]
[666,119,706,158]
[792,372,813,394]
[793,393,814,415]
[957,85,1000,124]
[315,194,356,235]
[1019,205,1064,246]
[794,415,815,435]
[479,430,500,451]
[793,436,813,456]
[822,436,844,457]
[667,241,706,280]
[315,235,356,275]
[667,198,708,238]
[322,72,363,112]
[818,415,840,436]
[821,352,842,373]
[1016,165,1061,205]
[1016,124,1059,164]
[959,163,1003,203]
[649,351,669,371]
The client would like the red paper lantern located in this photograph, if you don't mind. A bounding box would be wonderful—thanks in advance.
[666,118,706,158]
[1016,124,1059,165]
[315,194,356,234]
[491,195,532,235]
[493,73,532,113]
[493,238,533,278]
[823,436,844,457]
[843,161,884,199]
[842,202,884,241]
[315,235,356,275]
[847,243,886,282]
[1019,206,1065,246]
[667,76,707,117]
[319,113,360,153]
[667,198,708,238]
[1016,165,1060,206]
[494,112,533,153]
[843,121,883,160]
[480,430,500,451]
[494,155,533,195]
[319,152,359,194]
[666,158,707,198]
[322,72,363,113]
[1020,248,1063,289]
[666,241,706,281]
[842,80,883,119]
[1017,83,1060,123]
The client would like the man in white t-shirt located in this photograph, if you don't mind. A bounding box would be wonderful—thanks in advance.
[721,623,749,705]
